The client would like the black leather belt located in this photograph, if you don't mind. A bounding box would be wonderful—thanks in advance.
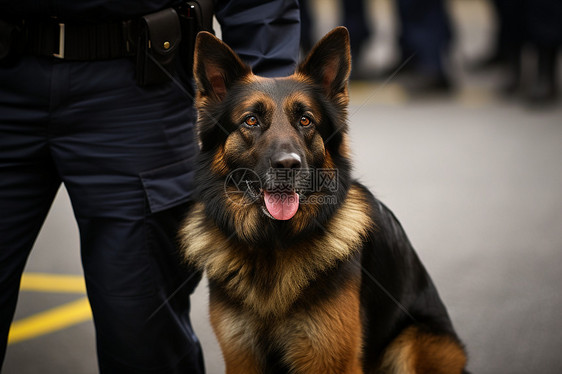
[23,20,136,60]
[1,2,214,86]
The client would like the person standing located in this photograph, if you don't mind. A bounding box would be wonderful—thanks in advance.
[396,0,454,93]
[0,0,300,372]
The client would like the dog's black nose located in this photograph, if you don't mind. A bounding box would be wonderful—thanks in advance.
[271,152,302,169]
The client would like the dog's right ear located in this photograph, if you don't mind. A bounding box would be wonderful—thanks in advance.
[193,32,252,102]
[296,27,351,101]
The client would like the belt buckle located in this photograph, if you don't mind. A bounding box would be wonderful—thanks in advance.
[53,23,65,59]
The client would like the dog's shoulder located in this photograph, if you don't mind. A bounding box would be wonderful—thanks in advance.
[351,181,418,259]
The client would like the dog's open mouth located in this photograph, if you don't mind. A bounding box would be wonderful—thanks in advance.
[262,190,300,220]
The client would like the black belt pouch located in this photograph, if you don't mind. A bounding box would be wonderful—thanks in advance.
[136,8,182,86]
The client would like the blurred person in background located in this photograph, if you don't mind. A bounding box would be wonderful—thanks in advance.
[523,0,561,105]
[474,0,561,105]
[395,0,453,93]
[300,0,454,94]
[300,0,372,76]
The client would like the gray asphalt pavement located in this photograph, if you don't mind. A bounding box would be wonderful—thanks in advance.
[3,1,562,373]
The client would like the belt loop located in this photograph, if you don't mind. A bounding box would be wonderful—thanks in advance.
[122,20,138,54]
[53,23,65,59]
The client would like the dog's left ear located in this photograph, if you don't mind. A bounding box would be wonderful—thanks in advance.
[193,32,252,102]
[296,27,351,99]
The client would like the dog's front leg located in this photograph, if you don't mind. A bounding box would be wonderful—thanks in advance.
[221,348,262,374]
[279,279,364,374]
[209,296,263,374]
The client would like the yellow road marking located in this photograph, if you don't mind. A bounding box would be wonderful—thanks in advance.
[19,273,87,294]
[8,297,92,345]
[8,273,92,345]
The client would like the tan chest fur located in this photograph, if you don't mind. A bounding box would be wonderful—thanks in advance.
[180,185,374,317]
[210,276,364,374]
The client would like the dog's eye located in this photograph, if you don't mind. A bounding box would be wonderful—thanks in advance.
[299,116,312,127]
[244,116,259,127]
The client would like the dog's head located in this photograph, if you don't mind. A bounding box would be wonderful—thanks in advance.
[192,27,352,243]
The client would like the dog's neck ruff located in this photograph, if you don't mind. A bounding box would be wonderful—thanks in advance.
[180,184,373,317]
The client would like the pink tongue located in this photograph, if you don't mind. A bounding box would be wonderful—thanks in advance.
[264,191,299,220]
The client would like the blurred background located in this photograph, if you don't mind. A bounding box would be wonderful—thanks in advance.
[3,0,562,373]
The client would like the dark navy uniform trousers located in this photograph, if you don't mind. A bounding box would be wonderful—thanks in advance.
[0,56,204,373]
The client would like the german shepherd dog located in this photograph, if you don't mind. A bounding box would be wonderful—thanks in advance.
[180,27,468,373]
